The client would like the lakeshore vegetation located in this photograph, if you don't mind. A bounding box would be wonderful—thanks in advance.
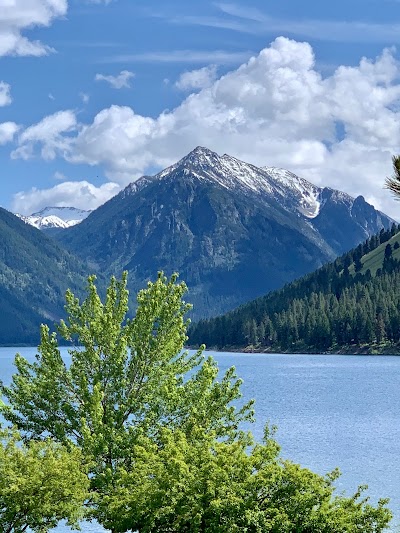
[0,273,393,532]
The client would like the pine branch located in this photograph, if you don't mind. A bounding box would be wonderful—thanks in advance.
[385,155,400,199]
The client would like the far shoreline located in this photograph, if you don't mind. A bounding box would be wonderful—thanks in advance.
[2,344,400,356]
[187,344,400,356]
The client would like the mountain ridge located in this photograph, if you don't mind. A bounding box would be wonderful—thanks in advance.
[16,206,92,230]
[54,146,394,318]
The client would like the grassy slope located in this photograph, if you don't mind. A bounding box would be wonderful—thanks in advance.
[349,233,400,275]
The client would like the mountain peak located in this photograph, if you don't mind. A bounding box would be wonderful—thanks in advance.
[189,145,217,157]
[156,148,324,219]
[179,146,221,167]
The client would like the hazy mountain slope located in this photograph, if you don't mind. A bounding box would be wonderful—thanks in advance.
[0,208,93,344]
[56,147,394,319]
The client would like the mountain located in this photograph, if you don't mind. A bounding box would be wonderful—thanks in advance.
[188,225,400,353]
[55,147,394,319]
[0,208,92,344]
[16,207,91,230]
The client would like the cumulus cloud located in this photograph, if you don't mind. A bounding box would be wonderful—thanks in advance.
[12,110,78,160]
[12,180,120,215]
[0,82,12,106]
[0,122,19,144]
[13,37,400,217]
[95,70,134,89]
[175,65,218,91]
[0,0,67,57]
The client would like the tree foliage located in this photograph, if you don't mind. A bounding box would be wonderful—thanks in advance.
[385,155,400,199]
[1,272,252,531]
[98,427,391,533]
[0,429,88,533]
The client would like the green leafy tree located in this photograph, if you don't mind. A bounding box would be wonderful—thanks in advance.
[99,427,391,532]
[0,428,88,533]
[1,272,252,532]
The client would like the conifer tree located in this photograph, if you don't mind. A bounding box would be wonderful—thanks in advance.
[385,155,400,199]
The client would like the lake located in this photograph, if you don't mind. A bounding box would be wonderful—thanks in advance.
[1,347,400,531]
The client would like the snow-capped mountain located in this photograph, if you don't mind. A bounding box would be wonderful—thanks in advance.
[56,147,394,319]
[16,207,92,230]
[125,147,369,224]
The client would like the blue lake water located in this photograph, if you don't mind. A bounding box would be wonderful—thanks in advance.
[1,347,400,531]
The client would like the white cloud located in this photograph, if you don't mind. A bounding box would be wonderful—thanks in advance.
[80,92,90,103]
[13,37,400,218]
[53,170,67,180]
[12,110,78,160]
[172,3,400,44]
[176,65,218,91]
[95,70,134,89]
[0,122,19,144]
[12,180,120,214]
[0,0,67,57]
[102,50,252,64]
[0,82,12,106]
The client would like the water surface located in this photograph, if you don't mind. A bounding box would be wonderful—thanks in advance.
[1,348,399,531]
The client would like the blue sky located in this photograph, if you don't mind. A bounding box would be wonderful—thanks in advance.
[2,0,400,218]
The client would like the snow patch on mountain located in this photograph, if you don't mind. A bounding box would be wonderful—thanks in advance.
[150,147,324,219]
[263,167,323,219]
[16,207,92,230]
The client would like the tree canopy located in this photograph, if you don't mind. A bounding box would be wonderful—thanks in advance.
[1,272,252,531]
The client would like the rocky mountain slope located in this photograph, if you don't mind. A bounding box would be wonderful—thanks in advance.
[16,206,91,230]
[56,147,394,318]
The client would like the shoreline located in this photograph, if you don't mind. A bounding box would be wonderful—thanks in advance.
[3,344,400,356]
[187,343,400,356]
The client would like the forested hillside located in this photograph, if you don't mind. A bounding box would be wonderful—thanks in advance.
[189,224,400,353]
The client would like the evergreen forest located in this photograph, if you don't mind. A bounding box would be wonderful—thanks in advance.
[189,224,400,353]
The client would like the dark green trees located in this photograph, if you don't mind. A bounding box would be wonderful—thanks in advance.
[385,154,400,198]
[189,229,400,352]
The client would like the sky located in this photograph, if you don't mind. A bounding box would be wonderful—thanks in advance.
[2,1,400,219]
